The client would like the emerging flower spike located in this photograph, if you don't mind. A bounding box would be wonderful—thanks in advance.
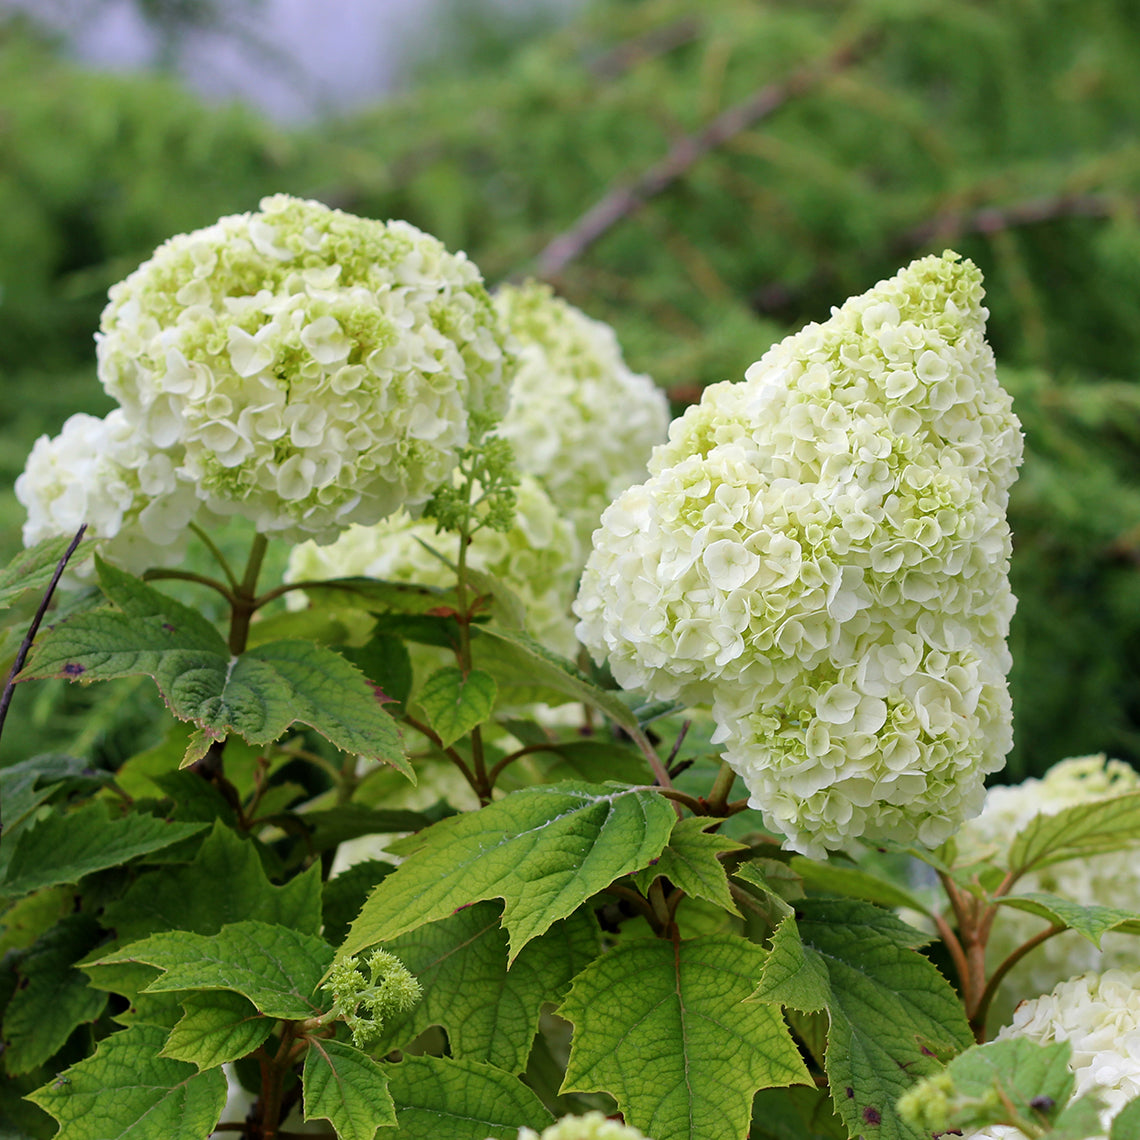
[575,252,1023,857]
[94,194,510,542]
[502,1112,651,1140]
[321,949,422,1049]
[494,281,670,548]
[958,755,1140,1010]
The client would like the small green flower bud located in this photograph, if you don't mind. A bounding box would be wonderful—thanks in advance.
[322,949,422,1048]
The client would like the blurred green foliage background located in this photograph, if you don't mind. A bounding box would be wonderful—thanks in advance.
[2,0,1139,782]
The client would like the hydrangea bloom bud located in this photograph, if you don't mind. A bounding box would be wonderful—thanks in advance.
[963,970,1140,1140]
[16,409,203,575]
[494,282,669,548]
[509,1112,650,1140]
[287,475,581,656]
[960,755,1140,1006]
[575,252,1023,856]
[95,194,510,542]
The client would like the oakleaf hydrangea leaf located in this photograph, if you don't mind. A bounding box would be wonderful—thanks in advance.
[559,934,809,1140]
[374,901,600,1073]
[2,915,107,1075]
[998,892,1140,946]
[0,534,88,611]
[633,816,746,917]
[754,899,972,1140]
[0,800,206,900]
[1008,793,1140,875]
[93,920,334,1019]
[302,1038,397,1140]
[27,1023,227,1140]
[789,856,930,916]
[22,559,410,775]
[340,783,674,961]
[419,665,498,748]
[162,990,272,1069]
[102,820,323,941]
[384,1054,554,1139]
[1112,1096,1140,1140]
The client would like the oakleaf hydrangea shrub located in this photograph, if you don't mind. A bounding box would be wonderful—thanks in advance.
[575,252,1024,856]
[494,280,670,548]
[959,755,1140,1005]
[18,194,511,566]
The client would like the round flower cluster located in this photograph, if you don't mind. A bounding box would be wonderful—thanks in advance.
[53,193,509,549]
[966,970,1140,1140]
[575,252,1023,857]
[490,1113,650,1140]
[494,281,669,548]
[959,755,1140,1006]
[16,409,203,573]
[287,475,581,656]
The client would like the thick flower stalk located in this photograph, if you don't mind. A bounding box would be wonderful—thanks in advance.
[959,755,1140,1005]
[494,281,669,548]
[287,473,581,655]
[16,409,203,575]
[575,252,1023,856]
[967,970,1140,1140]
[92,193,510,543]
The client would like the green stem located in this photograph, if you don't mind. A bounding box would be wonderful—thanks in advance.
[140,568,238,607]
[189,521,240,591]
[402,715,478,790]
[228,533,269,656]
[970,923,1065,1042]
[706,760,737,814]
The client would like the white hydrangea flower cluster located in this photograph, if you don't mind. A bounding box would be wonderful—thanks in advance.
[959,755,1140,1005]
[494,281,669,548]
[18,194,511,568]
[16,409,204,573]
[287,475,581,656]
[575,252,1023,857]
[491,1112,650,1140]
[965,969,1140,1140]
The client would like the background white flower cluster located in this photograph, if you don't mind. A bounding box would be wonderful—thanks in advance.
[18,194,511,561]
[495,1111,650,1140]
[575,252,1023,857]
[959,754,1140,1012]
[966,969,1140,1140]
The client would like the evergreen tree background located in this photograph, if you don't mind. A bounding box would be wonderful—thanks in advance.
[1,0,1138,782]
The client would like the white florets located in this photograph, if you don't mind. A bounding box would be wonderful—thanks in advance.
[965,969,1140,1140]
[509,1112,650,1140]
[960,755,1140,1006]
[494,281,669,548]
[90,193,509,544]
[575,252,1023,857]
[16,409,203,575]
[286,475,581,656]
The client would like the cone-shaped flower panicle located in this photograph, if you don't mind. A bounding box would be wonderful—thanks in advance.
[88,193,509,543]
[575,252,1023,856]
[494,281,669,548]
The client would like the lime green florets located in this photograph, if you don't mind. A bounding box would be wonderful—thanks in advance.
[512,1112,651,1140]
[322,950,422,1049]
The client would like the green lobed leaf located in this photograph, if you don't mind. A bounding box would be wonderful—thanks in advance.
[384,1054,553,1139]
[900,1038,1076,1136]
[101,821,323,941]
[559,934,810,1140]
[471,626,641,734]
[751,1086,847,1140]
[419,665,498,749]
[302,1037,397,1140]
[340,782,675,961]
[0,800,206,900]
[374,901,601,1073]
[162,990,273,1069]
[93,920,334,1020]
[2,915,108,1076]
[300,804,431,856]
[1008,793,1140,876]
[336,633,414,713]
[21,559,410,776]
[1112,1095,1140,1140]
[998,892,1140,946]
[0,535,91,611]
[322,861,397,948]
[496,738,652,790]
[754,898,973,1140]
[789,856,930,916]
[292,576,460,616]
[1050,1093,1110,1140]
[26,1023,227,1140]
[633,816,746,916]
